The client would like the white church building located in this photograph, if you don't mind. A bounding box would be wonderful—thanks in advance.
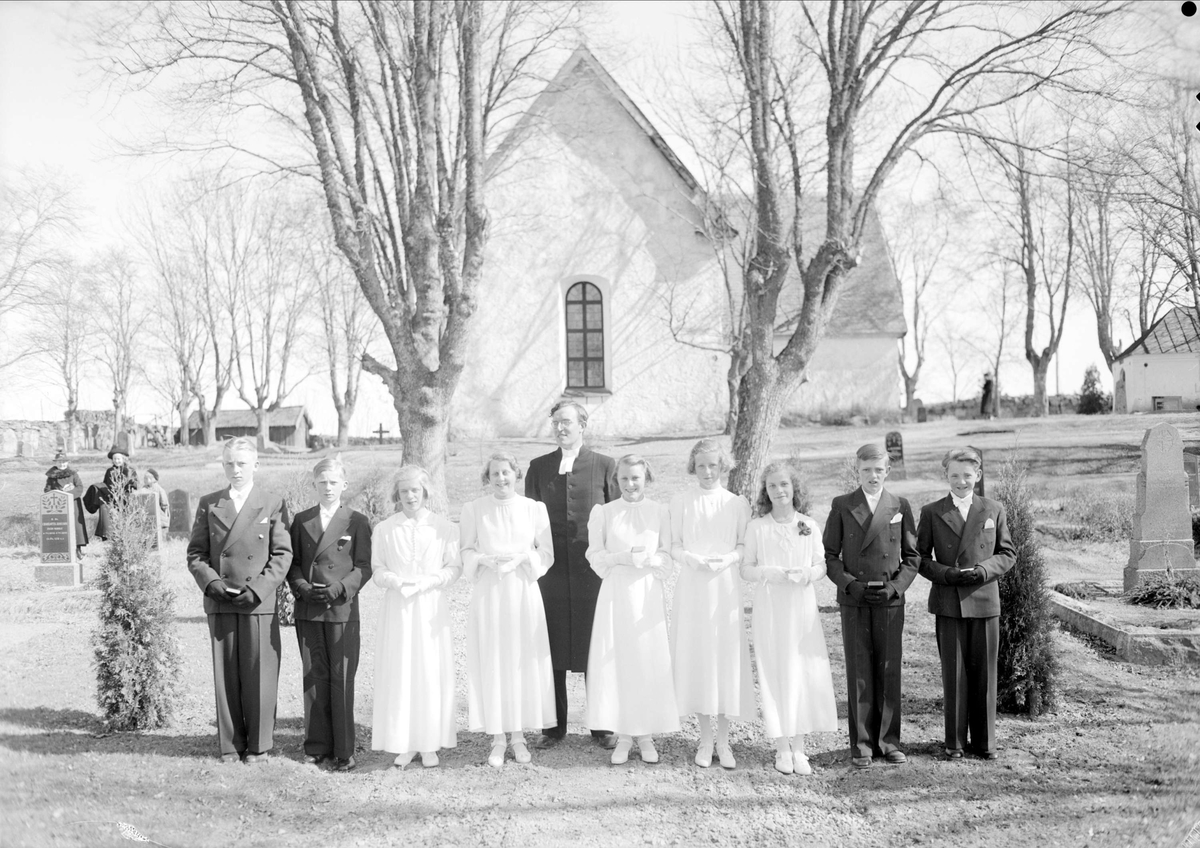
[1113,306,1200,414]
[449,48,906,440]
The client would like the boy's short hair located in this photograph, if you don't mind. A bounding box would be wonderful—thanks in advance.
[855,443,889,465]
[941,447,982,471]
[549,400,589,426]
[223,436,257,457]
[687,438,735,474]
[145,468,160,482]
[616,453,654,484]
[312,455,345,478]
[392,464,433,505]
[480,452,523,485]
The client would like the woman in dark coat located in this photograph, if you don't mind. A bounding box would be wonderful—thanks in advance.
[95,446,138,541]
[44,451,89,555]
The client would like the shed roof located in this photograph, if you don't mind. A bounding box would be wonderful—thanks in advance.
[186,406,312,430]
[1115,306,1200,360]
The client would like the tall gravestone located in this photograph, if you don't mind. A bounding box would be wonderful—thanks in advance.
[168,489,194,535]
[36,491,82,586]
[885,431,906,480]
[1126,423,1196,591]
[1184,451,1200,511]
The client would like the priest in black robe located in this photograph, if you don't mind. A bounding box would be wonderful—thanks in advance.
[525,400,618,748]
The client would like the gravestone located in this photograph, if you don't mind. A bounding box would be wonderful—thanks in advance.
[915,400,927,424]
[1125,423,1196,591]
[0,428,15,456]
[168,489,194,535]
[1184,451,1199,511]
[116,429,132,456]
[36,491,81,586]
[885,431,906,480]
[968,445,985,497]
[135,492,165,555]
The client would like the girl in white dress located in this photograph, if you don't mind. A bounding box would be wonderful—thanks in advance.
[460,452,556,768]
[370,465,461,768]
[740,462,838,775]
[669,439,755,769]
[585,454,680,765]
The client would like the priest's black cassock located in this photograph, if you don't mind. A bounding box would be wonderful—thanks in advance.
[525,445,617,734]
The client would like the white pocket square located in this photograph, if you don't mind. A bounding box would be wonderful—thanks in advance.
[339,535,351,542]
[984,518,996,529]
[258,517,269,524]
[890,513,902,524]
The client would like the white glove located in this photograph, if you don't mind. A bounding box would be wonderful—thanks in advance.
[786,567,811,586]
[647,554,671,580]
[680,552,707,570]
[630,547,648,568]
[376,572,404,590]
[415,574,440,592]
[764,566,789,584]
[706,553,736,573]
[613,551,636,567]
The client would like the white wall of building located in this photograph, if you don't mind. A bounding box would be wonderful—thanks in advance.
[1115,352,1200,413]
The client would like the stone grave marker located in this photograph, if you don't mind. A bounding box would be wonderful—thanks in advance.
[1125,423,1196,591]
[915,400,927,424]
[1184,451,1199,511]
[168,489,194,535]
[0,428,15,456]
[885,431,906,480]
[116,429,132,455]
[968,445,985,497]
[36,491,81,586]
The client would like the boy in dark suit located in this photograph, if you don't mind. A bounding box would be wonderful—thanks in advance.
[286,456,373,771]
[917,447,1016,760]
[187,437,292,763]
[823,443,920,769]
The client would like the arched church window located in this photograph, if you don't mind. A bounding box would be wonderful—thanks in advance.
[565,282,605,389]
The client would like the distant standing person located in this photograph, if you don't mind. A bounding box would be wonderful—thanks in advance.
[980,372,994,419]
[524,401,619,750]
[287,455,373,771]
[95,447,138,541]
[44,451,89,556]
[141,469,171,531]
[917,447,1016,761]
[822,443,920,769]
[187,437,292,763]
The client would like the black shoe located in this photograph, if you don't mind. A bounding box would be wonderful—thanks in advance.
[220,753,242,764]
[334,756,356,772]
[595,733,618,750]
[243,751,269,764]
[850,756,872,769]
[884,750,907,765]
[302,754,327,766]
[533,734,564,750]
[945,748,964,759]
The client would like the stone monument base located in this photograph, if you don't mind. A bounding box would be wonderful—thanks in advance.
[1124,539,1198,591]
[35,562,83,586]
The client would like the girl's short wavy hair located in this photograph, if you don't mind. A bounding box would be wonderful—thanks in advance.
[754,461,811,517]
[616,453,654,484]
[480,452,523,486]
[687,438,735,475]
[392,464,433,506]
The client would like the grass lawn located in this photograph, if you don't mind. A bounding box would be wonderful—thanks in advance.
[1,412,1198,847]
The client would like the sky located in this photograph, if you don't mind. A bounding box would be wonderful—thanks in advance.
[0,0,1179,435]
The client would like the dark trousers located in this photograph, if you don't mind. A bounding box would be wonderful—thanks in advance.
[935,615,999,754]
[840,604,905,758]
[546,670,608,738]
[295,619,360,759]
[208,612,281,756]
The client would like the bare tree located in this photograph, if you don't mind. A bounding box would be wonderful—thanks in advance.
[964,259,1022,418]
[92,250,148,438]
[29,261,94,450]
[0,169,75,370]
[1073,143,1126,371]
[707,0,1122,497]
[938,329,975,404]
[102,0,586,499]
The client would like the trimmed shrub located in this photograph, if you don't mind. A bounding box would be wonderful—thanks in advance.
[349,466,396,528]
[993,456,1058,716]
[1077,364,1110,415]
[274,467,316,628]
[1126,571,1200,609]
[92,500,181,730]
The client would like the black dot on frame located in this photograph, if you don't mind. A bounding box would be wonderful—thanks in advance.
[1185,1,1197,16]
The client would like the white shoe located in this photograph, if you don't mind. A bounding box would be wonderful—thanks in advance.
[774,751,793,774]
[793,754,812,775]
[716,743,736,769]
[638,737,659,764]
[694,742,713,768]
[611,738,632,765]
[511,741,532,764]
[421,751,439,768]
[393,752,415,768]
[487,743,506,769]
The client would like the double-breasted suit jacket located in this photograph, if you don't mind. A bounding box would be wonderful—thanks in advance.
[187,487,292,614]
[286,504,372,761]
[822,487,920,759]
[917,495,1016,619]
[287,505,373,622]
[823,488,920,606]
[917,494,1016,755]
[187,486,292,757]
[525,446,618,672]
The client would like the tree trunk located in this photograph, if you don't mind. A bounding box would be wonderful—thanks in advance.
[388,375,454,513]
[723,345,751,435]
[256,407,270,447]
[727,360,801,502]
[1030,361,1050,417]
[177,398,191,446]
[336,412,351,449]
[903,374,918,422]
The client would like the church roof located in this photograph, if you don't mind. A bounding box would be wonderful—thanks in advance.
[1115,306,1200,360]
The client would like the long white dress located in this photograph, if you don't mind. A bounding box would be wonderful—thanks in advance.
[460,494,556,734]
[584,498,681,737]
[740,512,839,738]
[669,486,755,719]
[370,509,461,754]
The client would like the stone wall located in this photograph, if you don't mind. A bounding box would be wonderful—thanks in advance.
[0,420,64,458]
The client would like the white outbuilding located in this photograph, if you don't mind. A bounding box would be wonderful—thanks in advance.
[1113,306,1200,414]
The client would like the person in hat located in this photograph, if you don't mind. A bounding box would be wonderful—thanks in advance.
[44,451,89,556]
[141,468,171,531]
[95,447,138,541]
